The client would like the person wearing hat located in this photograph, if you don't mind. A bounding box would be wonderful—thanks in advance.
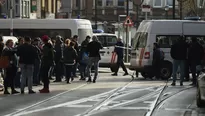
[32,38,42,86]
[39,35,54,93]
[17,36,38,94]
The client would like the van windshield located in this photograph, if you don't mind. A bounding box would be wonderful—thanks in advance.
[132,32,148,49]
[97,35,117,47]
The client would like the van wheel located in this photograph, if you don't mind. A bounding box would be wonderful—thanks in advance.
[110,64,118,72]
[141,72,154,79]
[160,62,172,80]
[197,87,205,108]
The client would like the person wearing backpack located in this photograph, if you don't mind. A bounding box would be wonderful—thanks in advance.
[152,43,163,80]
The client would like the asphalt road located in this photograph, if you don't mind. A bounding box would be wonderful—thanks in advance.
[0,68,204,116]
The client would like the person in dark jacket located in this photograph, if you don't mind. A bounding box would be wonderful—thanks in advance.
[152,43,163,79]
[53,35,64,82]
[39,35,54,93]
[188,38,204,86]
[86,36,103,83]
[63,41,78,84]
[170,38,188,86]
[71,35,80,77]
[112,38,128,76]
[2,39,19,94]
[17,36,37,94]
[32,38,42,86]
[79,36,91,80]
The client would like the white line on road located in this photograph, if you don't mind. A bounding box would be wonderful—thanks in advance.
[8,87,119,116]
[5,84,87,116]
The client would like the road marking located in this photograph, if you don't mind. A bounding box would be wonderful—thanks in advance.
[5,84,87,116]
[112,106,150,110]
[65,105,93,108]
[8,88,119,116]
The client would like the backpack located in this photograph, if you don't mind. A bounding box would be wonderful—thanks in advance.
[81,52,89,64]
[159,49,164,60]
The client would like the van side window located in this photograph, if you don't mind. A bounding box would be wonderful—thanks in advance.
[156,35,181,48]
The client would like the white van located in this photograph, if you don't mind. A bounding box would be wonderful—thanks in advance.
[129,20,205,79]
[2,36,18,46]
[93,33,118,70]
[0,19,92,44]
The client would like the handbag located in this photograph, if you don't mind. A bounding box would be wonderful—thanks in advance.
[0,56,9,68]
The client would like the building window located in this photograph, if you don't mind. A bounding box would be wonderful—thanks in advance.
[106,0,113,6]
[153,0,162,7]
[97,0,102,6]
[118,0,124,6]
[198,0,204,7]
[165,0,178,7]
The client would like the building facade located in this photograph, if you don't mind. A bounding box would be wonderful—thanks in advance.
[1,0,31,18]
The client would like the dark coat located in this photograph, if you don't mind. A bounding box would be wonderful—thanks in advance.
[63,46,78,65]
[87,41,103,59]
[170,41,187,60]
[152,48,161,66]
[42,43,55,66]
[188,42,204,62]
[17,43,37,65]
[2,47,18,67]
[114,41,124,59]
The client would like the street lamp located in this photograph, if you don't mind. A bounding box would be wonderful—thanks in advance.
[165,5,169,19]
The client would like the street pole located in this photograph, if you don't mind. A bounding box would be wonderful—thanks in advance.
[136,5,139,30]
[95,0,97,29]
[78,0,81,17]
[180,0,182,20]
[125,0,129,63]
[166,11,168,19]
[55,0,58,18]
[10,0,13,36]
[173,0,175,19]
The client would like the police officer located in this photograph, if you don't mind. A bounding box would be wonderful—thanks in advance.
[112,38,128,76]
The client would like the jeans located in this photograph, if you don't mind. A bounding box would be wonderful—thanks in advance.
[79,64,87,79]
[172,60,185,83]
[33,60,41,84]
[87,57,99,81]
[19,64,34,92]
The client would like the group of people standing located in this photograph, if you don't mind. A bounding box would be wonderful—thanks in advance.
[0,34,104,95]
[170,37,204,86]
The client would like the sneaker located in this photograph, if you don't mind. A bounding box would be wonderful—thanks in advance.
[123,73,129,76]
[53,80,61,82]
[171,83,176,86]
[21,91,25,94]
[11,90,20,94]
[39,88,50,93]
[93,80,96,83]
[87,79,92,83]
[4,90,10,95]
[189,83,196,86]
[111,73,117,76]
[29,90,36,94]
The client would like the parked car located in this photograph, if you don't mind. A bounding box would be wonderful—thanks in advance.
[197,72,205,107]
